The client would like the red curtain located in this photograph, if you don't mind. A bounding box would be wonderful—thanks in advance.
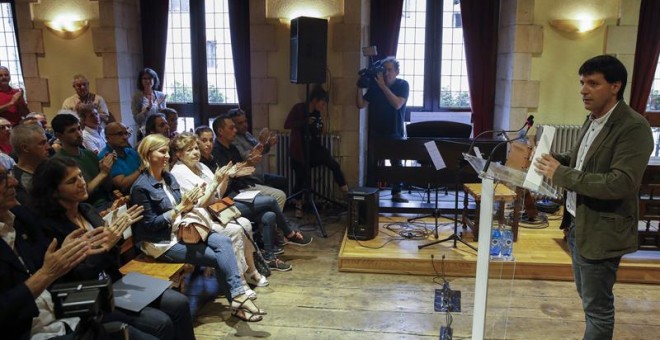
[140,0,169,91]
[630,0,660,115]
[370,0,404,59]
[228,0,253,124]
[460,0,500,134]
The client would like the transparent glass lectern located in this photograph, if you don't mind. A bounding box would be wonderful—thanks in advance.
[462,152,558,340]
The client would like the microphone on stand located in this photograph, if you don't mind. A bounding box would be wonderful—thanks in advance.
[482,115,535,174]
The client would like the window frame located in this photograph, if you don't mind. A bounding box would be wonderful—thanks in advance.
[398,0,471,115]
[165,0,238,127]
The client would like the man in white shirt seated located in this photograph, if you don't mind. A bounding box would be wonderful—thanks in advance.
[77,103,106,155]
[61,74,113,127]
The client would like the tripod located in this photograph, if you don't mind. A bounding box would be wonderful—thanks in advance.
[286,83,328,237]
[418,144,477,251]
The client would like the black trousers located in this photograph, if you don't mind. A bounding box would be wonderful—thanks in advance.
[291,144,346,195]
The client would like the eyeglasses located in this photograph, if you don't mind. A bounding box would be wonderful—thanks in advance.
[108,131,131,137]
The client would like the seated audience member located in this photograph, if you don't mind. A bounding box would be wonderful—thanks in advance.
[170,133,268,289]
[0,117,12,154]
[22,112,56,155]
[144,112,170,138]
[31,157,195,340]
[10,123,50,206]
[62,74,113,126]
[77,103,107,154]
[229,109,287,210]
[196,125,218,171]
[99,122,142,194]
[284,86,348,214]
[162,107,179,138]
[0,165,92,339]
[212,114,312,271]
[0,118,15,170]
[0,66,29,125]
[52,113,115,211]
[130,134,266,322]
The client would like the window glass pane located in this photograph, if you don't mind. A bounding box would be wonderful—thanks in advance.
[205,0,238,104]
[439,0,470,108]
[164,0,193,103]
[397,0,427,107]
[0,3,25,92]
[649,59,660,111]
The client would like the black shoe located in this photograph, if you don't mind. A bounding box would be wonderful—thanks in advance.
[391,194,409,203]
[267,258,292,271]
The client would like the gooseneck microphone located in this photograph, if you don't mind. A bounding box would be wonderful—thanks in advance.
[482,115,535,174]
[467,115,535,157]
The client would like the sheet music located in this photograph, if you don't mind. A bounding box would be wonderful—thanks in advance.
[523,125,555,191]
[234,189,261,203]
[102,204,131,239]
[424,141,446,170]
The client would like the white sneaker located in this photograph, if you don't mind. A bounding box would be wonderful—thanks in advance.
[246,273,270,287]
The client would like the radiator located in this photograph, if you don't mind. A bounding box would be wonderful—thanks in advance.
[276,133,341,202]
[536,124,582,198]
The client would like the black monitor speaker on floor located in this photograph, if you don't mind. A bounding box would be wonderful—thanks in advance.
[290,16,327,84]
[347,187,379,241]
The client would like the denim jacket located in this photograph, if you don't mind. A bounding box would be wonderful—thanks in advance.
[130,171,182,243]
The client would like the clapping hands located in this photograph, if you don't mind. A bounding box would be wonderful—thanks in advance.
[178,183,205,214]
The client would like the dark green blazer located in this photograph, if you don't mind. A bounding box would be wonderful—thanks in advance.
[553,101,652,260]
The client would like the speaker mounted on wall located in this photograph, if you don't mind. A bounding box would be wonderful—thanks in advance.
[290,16,328,84]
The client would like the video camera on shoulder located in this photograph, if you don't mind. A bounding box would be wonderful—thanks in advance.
[51,279,114,319]
[357,46,385,88]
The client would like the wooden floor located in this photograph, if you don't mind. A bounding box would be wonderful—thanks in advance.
[338,213,660,284]
[190,209,660,339]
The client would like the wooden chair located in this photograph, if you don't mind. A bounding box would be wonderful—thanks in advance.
[462,182,520,242]
[119,236,193,292]
[639,163,660,249]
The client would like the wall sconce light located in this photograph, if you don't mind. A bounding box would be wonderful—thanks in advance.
[44,18,90,39]
[549,19,605,34]
[266,0,343,21]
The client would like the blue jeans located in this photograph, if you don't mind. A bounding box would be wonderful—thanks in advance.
[567,220,621,340]
[159,233,245,300]
[104,289,194,340]
[235,195,295,260]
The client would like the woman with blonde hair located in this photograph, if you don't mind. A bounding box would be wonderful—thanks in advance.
[130,134,265,322]
[170,133,268,291]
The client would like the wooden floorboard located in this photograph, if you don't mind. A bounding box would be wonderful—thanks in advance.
[191,207,660,339]
[338,213,660,284]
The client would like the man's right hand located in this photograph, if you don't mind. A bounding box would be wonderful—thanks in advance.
[99,152,116,174]
[40,237,89,280]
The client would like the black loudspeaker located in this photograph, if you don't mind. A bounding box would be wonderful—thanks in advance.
[290,16,327,84]
[347,187,379,241]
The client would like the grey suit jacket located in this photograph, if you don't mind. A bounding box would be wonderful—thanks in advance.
[553,101,652,260]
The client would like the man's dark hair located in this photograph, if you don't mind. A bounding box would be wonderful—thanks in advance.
[380,56,400,72]
[137,68,161,91]
[309,85,329,102]
[578,55,627,101]
[160,107,178,119]
[51,113,80,134]
[212,114,232,135]
[227,108,246,118]
[145,113,167,135]
[195,125,214,137]
[31,157,79,217]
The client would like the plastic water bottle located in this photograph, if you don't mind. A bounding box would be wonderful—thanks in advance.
[490,226,502,257]
[501,226,514,259]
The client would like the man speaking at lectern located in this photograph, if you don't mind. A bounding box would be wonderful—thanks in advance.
[534,55,652,340]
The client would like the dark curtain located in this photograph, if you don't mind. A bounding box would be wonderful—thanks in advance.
[140,0,169,91]
[370,0,404,59]
[460,0,499,134]
[228,0,252,121]
[630,0,660,115]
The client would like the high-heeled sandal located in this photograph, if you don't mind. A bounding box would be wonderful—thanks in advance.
[232,309,262,322]
[232,295,267,315]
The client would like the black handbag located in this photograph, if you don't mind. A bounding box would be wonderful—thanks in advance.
[237,219,271,277]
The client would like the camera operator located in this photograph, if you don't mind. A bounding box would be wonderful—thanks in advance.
[355,56,409,202]
[0,165,91,339]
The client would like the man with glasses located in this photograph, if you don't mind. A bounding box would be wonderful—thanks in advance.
[62,74,113,126]
[0,118,15,171]
[99,122,142,193]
